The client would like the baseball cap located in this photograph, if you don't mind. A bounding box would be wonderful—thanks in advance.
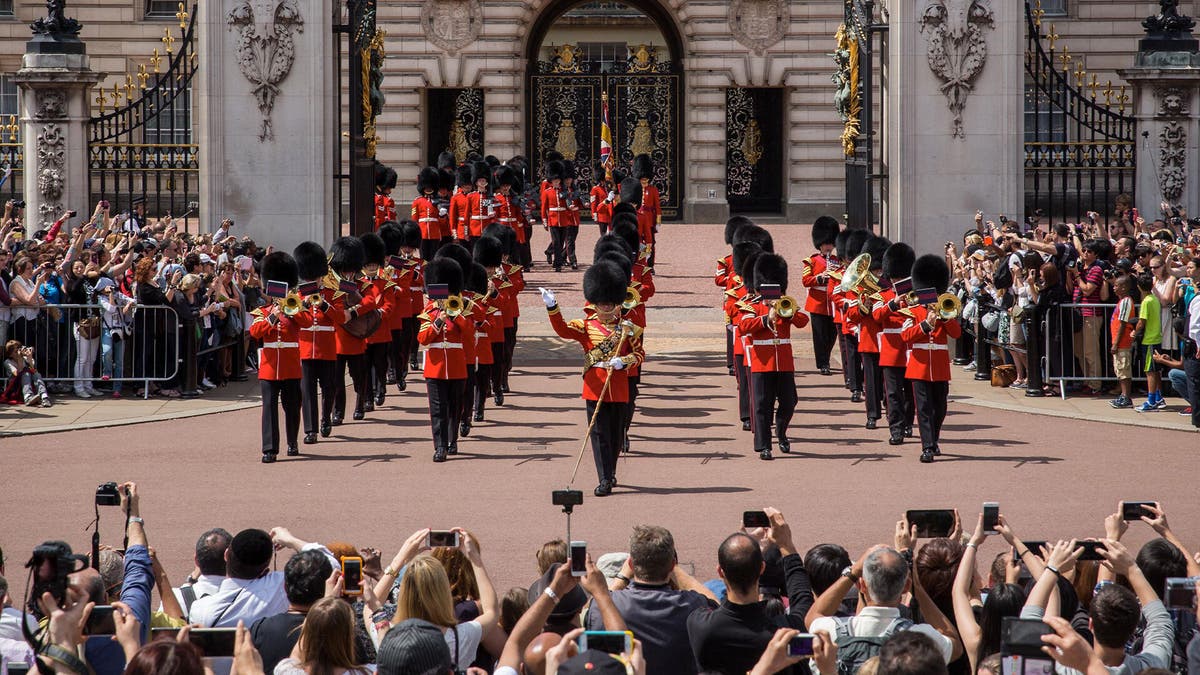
[199,253,215,264]
[376,618,452,675]
[93,277,116,293]
[557,649,630,675]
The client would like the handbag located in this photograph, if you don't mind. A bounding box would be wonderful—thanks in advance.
[77,316,101,340]
[47,305,62,322]
[991,364,1017,387]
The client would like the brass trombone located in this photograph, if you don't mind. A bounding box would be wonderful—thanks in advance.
[933,293,962,320]
[622,286,641,311]
[278,291,303,316]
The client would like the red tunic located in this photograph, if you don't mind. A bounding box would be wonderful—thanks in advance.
[467,192,496,238]
[385,262,416,327]
[541,186,566,227]
[548,307,645,402]
[871,288,910,368]
[374,194,396,230]
[847,291,881,355]
[449,188,471,240]
[801,253,835,315]
[411,196,441,241]
[494,192,525,244]
[363,275,401,345]
[637,184,662,244]
[472,293,497,366]
[250,307,313,380]
[334,281,378,356]
[633,263,655,302]
[900,306,962,382]
[407,259,426,316]
[417,301,472,380]
[726,282,749,359]
[590,185,613,224]
[736,299,811,372]
[714,254,733,289]
[299,288,346,361]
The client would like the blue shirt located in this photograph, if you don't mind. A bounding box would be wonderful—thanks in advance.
[86,545,154,675]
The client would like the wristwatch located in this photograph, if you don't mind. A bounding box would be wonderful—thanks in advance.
[841,565,859,582]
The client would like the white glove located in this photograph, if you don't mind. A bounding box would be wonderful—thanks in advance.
[539,287,556,308]
[438,207,448,217]
[607,191,616,202]
[608,357,625,370]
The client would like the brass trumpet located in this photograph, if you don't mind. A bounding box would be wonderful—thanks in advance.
[278,291,303,317]
[622,286,642,311]
[443,294,465,318]
[775,295,798,319]
[933,292,962,320]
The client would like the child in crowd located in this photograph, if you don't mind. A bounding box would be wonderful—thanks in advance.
[1133,274,1164,412]
[3,340,52,407]
[1108,275,1136,409]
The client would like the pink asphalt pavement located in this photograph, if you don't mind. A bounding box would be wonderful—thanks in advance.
[4,223,1196,598]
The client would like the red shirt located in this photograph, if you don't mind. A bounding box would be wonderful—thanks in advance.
[801,254,835,316]
[449,188,471,240]
[900,306,962,381]
[637,185,661,243]
[334,281,379,356]
[412,196,440,240]
[299,287,346,361]
[871,289,910,368]
[736,299,811,372]
[541,186,567,227]
[493,192,525,244]
[548,307,645,402]
[374,193,396,230]
[417,302,472,380]
[847,290,881,354]
[250,308,313,380]
[590,185,613,223]
[362,275,401,345]
[467,192,496,238]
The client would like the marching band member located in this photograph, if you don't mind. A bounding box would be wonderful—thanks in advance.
[250,252,311,463]
[467,160,495,244]
[832,229,871,401]
[462,260,494,435]
[418,257,472,463]
[849,236,892,430]
[716,216,754,375]
[361,232,400,409]
[590,164,616,237]
[293,241,345,446]
[899,254,961,463]
[374,163,397,231]
[330,236,380,424]
[542,260,645,496]
[736,253,810,460]
[873,242,917,444]
[611,219,654,303]
[484,223,525,398]
[727,241,763,433]
[413,166,443,262]
[449,164,474,243]
[632,154,661,268]
[541,160,568,271]
[594,236,641,452]
[801,215,840,376]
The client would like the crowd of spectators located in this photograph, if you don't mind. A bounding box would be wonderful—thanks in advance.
[5,484,1200,675]
[945,198,1200,428]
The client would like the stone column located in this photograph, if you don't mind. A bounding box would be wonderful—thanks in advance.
[198,0,334,250]
[883,0,1023,254]
[14,4,102,233]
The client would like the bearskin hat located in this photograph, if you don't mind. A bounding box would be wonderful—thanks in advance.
[438,168,455,192]
[546,160,566,182]
[375,163,398,190]
[843,229,871,261]
[436,241,473,275]
[494,165,517,189]
[911,254,951,294]
[753,253,788,294]
[612,202,638,220]
[360,232,386,267]
[563,160,577,180]
[732,241,763,279]
[594,235,633,264]
[293,241,328,282]
[742,250,764,290]
[426,257,464,295]
[378,224,403,256]
[597,251,633,281]
[725,215,755,246]
[454,164,474,187]
[835,229,853,259]
[482,222,516,258]
[417,167,440,193]
[861,236,892,272]
[882,242,916,281]
[467,262,490,296]
[734,224,775,254]
[470,161,492,190]
[466,151,483,163]
[261,251,299,288]
[472,235,503,268]
[484,154,499,167]
[544,150,564,163]
[811,215,840,249]
[610,220,640,257]
[397,220,422,250]
[612,167,627,185]
[583,260,628,305]
[619,178,642,206]
[436,151,457,170]
[328,236,365,276]
[595,163,612,182]
[633,154,654,180]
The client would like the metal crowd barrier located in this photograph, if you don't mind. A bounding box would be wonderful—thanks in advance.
[1042,302,1126,398]
[6,303,180,399]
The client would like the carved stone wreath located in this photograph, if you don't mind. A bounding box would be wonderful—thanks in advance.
[1159,121,1186,204]
[919,0,995,138]
[729,0,789,55]
[34,89,67,120]
[421,0,482,56]
[36,123,65,228]
[227,0,304,142]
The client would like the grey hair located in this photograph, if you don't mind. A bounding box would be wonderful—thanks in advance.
[863,547,908,605]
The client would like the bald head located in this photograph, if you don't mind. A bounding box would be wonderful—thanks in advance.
[69,568,105,605]
[523,632,562,675]
[718,532,764,597]
[863,547,909,606]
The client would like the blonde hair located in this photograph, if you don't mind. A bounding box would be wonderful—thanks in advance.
[179,274,202,291]
[391,554,456,628]
[431,544,479,604]
[297,597,359,675]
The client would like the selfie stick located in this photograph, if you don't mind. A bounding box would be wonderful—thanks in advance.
[570,321,633,485]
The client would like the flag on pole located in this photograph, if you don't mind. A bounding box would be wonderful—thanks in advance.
[600,93,613,181]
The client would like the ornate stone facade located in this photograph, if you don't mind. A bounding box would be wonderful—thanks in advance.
[420,0,483,55]
[227,0,305,142]
[729,0,789,55]
[919,0,996,139]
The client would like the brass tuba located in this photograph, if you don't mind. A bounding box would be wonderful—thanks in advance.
[835,253,876,294]
[622,286,642,311]
[775,295,798,319]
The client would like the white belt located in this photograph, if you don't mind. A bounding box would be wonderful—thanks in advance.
[911,343,948,351]
[548,207,566,212]
[471,215,489,220]
[418,217,439,223]
[752,339,791,346]
[498,218,516,223]
[261,341,299,349]
[591,362,622,370]
[302,325,335,332]
[881,328,903,335]
[410,287,423,293]
[426,341,462,349]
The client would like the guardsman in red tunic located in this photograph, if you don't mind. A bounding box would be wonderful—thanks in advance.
[801,215,841,376]
[727,242,763,432]
[413,167,442,262]
[833,229,871,400]
[540,159,568,271]
[250,252,313,463]
[590,165,616,237]
[449,165,473,242]
[329,236,380,424]
[465,238,504,431]
[900,254,962,463]
[562,161,583,270]
[717,216,754,375]
[507,162,534,270]
[735,254,810,461]
[542,260,645,497]
[632,154,662,268]
[436,169,455,246]
[293,241,346,446]
[483,223,524,397]
[467,161,495,243]
[382,221,423,389]
[873,242,917,445]
[360,232,401,409]
[492,166,524,252]
[418,257,472,462]
[593,237,642,452]
[848,236,892,430]
[374,164,397,231]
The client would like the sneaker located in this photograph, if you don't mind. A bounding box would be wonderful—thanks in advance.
[112,391,122,399]
[100,374,110,381]
[1134,401,1158,413]
[85,386,101,396]
[1009,380,1027,389]
[200,378,216,390]
[1180,406,1193,416]
[962,361,976,371]
[1109,396,1133,409]
[41,397,52,408]
[24,392,41,406]
[1153,398,1168,410]
[74,388,91,399]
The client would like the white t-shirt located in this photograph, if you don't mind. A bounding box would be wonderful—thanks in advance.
[445,620,483,669]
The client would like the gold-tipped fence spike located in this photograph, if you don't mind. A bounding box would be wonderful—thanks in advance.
[1047,24,1059,51]
[94,90,108,113]
[137,65,149,89]
[1103,80,1114,105]
[1088,73,1099,98]
[150,49,162,73]
[162,30,175,55]
[176,2,189,30]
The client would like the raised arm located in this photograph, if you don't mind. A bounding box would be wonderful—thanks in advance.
[953,514,987,671]
[457,528,499,631]
[497,563,579,670]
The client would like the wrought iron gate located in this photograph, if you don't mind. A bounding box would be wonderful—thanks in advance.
[427,88,485,166]
[87,3,198,217]
[1024,0,1135,223]
[528,45,681,219]
[839,0,886,230]
[726,88,784,214]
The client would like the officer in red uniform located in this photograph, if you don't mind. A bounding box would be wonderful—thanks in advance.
[418,257,472,463]
[413,167,442,262]
[329,236,380,424]
[360,232,400,408]
[735,254,810,460]
[590,164,616,237]
[449,165,473,242]
[848,236,892,430]
[293,241,346,445]
[562,161,583,270]
[374,163,397,231]
[540,160,568,271]
[899,254,961,463]
[593,236,642,452]
[632,154,661,268]
[467,161,495,242]
[716,216,755,374]
[250,252,312,463]
[801,215,841,376]
[873,242,917,445]
[542,260,645,496]
[727,242,763,432]
[492,166,523,252]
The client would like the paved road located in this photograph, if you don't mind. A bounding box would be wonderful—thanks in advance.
[4,223,1196,600]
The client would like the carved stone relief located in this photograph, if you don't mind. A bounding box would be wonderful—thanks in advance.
[1156,85,1190,205]
[227,0,304,142]
[35,123,65,228]
[729,0,789,55]
[1156,86,1189,117]
[34,90,67,120]
[421,0,482,56]
[918,0,995,138]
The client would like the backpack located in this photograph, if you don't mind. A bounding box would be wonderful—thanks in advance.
[833,616,914,675]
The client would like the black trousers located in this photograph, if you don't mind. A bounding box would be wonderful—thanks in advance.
[548,227,567,267]
[862,352,884,421]
[334,353,368,417]
[586,398,624,483]
[564,226,579,264]
[623,375,640,443]
[751,371,797,451]
[882,366,915,435]
[389,320,416,384]
[1185,351,1200,428]
[473,362,492,416]
[840,332,863,391]
[733,356,751,423]
[490,342,505,395]
[502,323,518,385]
[301,359,337,434]
[725,324,734,371]
[261,379,301,454]
[420,239,441,264]
[598,221,610,237]
[366,342,390,399]
[426,377,466,451]
[912,379,949,452]
[461,364,477,422]
[810,314,836,370]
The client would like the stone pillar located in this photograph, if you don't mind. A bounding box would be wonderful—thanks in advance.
[198,0,334,250]
[14,4,101,234]
[883,0,1023,254]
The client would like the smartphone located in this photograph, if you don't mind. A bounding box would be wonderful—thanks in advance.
[1164,577,1198,610]
[84,605,116,635]
[742,510,770,528]
[569,541,587,578]
[1121,501,1157,522]
[1000,617,1052,658]
[341,556,363,596]
[426,530,459,548]
[983,502,1000,534]
[578,630,632,655]
[1017,541,1047,559]
[151,628,238,657]
[427,283,450,300]
[1075,540,1108,561]
[906,509,956,538]
[787,633,816,657]
[759,283,782,300]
